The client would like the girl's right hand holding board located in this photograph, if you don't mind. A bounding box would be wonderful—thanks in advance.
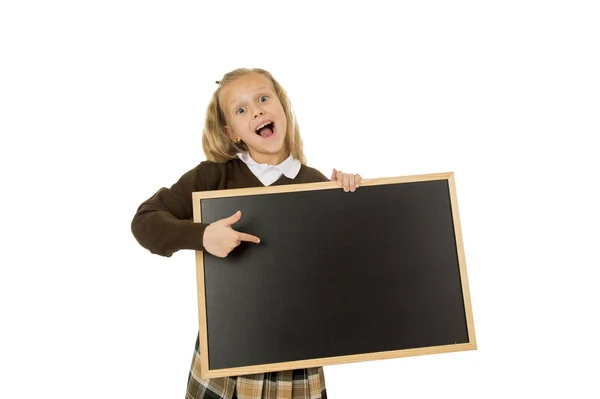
[203,210,261,258]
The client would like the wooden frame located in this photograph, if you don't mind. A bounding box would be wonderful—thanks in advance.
[192,172,476,378]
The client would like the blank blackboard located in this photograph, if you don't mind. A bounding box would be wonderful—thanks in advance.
[192,172,476,378]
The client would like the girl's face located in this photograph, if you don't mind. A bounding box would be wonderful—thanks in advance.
[221,73,288,165]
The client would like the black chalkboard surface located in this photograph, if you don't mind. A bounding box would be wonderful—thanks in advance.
[192,172,476,378]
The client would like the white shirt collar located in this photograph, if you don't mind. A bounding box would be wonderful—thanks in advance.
[236,152,301,186]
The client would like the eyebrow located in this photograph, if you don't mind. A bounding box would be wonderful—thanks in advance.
[229,87,271,107]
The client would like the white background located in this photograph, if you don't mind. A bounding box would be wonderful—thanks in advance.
[1,1,599,398]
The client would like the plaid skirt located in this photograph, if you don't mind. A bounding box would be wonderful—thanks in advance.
[186,335,327,399]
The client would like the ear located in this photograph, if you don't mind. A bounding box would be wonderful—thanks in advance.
[223,125,241,143]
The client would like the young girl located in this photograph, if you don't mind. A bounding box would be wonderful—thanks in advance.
[131,68,361,399]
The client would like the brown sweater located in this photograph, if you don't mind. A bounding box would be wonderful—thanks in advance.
[131,158,329,257]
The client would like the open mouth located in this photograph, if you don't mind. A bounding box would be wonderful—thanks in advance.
[255,121,275,138]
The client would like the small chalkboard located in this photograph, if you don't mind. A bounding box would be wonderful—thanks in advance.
[192,172,476,378]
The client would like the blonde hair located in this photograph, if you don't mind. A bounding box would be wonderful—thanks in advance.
[202,68,307,164]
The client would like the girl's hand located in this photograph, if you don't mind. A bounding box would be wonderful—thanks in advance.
[331,168,362,192]
[203,211,260,258]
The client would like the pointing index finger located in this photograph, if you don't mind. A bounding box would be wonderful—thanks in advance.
[237,232,261,244]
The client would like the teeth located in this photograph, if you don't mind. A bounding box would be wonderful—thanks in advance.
[255,121,272,132]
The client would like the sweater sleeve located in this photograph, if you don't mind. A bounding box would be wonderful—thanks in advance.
[131,163,215,257]
[301,165,330,183]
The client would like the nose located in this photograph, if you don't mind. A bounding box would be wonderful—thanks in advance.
[252,106,264,119]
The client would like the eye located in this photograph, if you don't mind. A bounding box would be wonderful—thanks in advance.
[235,107,246,115]
[259,95,268,103]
